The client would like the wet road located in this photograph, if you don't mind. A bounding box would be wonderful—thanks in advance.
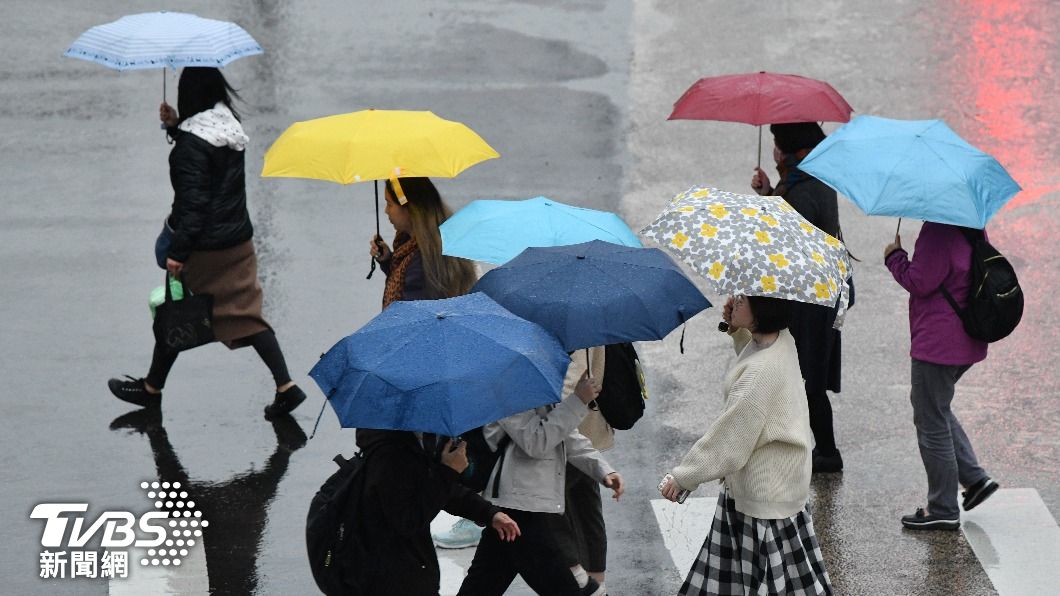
[2,0,1058,594]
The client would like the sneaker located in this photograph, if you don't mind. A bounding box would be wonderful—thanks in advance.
[963,478,1000,511]
[432,517,482,549]
[812,450,843,474]
[901,507,959,531]
[264,385,307,420]
[108,376,162,408]
[581,578,605,596]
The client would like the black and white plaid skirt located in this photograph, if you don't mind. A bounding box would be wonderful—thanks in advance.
[679,490,833,596]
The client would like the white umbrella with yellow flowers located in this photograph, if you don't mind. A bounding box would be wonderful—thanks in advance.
[641,186,852,326]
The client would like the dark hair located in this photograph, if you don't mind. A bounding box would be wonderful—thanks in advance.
[769,122,826,155]
[384,177,477,298]
[746,295,791,334]
[177,67,241,123]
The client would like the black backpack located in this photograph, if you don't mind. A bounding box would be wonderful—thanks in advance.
[941,228,1024,343]
[594,343,648,431]
[458,429,511,495]
[306,453,369,595]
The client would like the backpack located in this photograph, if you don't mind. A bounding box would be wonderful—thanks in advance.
[458,429,511,495]
[306,453,369,595]
[594,342,648,430]
[940,228,1023,343]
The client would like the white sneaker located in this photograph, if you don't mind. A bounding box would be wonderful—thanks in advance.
[432,517,482,549]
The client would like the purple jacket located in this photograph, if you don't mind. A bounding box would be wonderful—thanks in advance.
[885,222,988,366]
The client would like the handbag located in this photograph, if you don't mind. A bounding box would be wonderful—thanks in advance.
[152,273,214,352]
[154,218,174,270]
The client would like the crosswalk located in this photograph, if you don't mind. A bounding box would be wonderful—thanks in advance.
[110,489,1060,595]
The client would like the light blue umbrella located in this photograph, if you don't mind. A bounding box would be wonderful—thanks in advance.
[799,115,1021,229]
[441,197,642,265]
[64,11,263,98]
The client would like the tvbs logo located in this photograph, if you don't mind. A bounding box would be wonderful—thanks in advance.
[31,481,208,579]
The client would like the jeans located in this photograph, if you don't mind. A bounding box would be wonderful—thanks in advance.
[909,359,989,518]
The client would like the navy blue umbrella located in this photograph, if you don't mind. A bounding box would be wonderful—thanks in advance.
[472,240,711,352]
[309,292,570,437]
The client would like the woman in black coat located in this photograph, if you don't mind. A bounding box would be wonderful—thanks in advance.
[751,122,845,473]
[108,67,306,420]
[354,429,520,595]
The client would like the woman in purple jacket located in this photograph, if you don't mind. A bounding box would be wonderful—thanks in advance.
[885,223,1000,530]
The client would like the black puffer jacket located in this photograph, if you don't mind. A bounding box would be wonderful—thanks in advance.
[354,429,498,595]
[166,128,253,261]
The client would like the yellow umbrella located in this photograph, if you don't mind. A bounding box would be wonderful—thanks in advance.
[262,109,499,277]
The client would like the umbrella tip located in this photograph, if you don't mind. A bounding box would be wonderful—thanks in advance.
[576,255,586,260]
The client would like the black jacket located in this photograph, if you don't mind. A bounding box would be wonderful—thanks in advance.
[354,429,497,595]
[166,129,253,261]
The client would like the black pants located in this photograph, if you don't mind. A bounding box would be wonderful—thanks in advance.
[146,329,292,389]
[457,508,581,596]
[807,389,838,456]
[551,465,607,572]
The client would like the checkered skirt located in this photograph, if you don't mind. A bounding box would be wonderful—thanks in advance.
[679,491,833,596]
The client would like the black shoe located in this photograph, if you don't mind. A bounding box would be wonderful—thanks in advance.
[901,508,959,531]
[264,385,307,420]
[581,577,605,596]
[812,450,844,474]
[270,414,308,452]
[963,478,1000,511]
[108,376,162,408]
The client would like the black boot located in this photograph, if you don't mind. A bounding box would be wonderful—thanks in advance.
[812,448,844,474]
[108,376,162,409]
[264,385,307,420]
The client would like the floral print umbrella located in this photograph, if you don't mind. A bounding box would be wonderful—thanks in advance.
[641,186,852,325]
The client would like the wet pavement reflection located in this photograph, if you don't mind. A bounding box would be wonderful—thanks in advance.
[108,410,307,594]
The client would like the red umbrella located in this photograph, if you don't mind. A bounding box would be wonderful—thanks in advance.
[668,72,853,166]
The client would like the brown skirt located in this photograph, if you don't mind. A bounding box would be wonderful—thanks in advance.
[182,240,271,349]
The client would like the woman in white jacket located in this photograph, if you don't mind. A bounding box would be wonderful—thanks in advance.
[457,370,623,596]
[660,295,833,596]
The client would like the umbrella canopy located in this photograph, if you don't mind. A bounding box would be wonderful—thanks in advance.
[440,196,642,265]
[472,240,711,351]
[668,72,852,125]
[63,11,263,71]
[641,186,852,320]
[261,109,499,184]
[309,292,570,437]
[799,115,1021,229]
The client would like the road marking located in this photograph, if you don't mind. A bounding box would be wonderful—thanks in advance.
[650,494,718,582]
[108,535,208,596]
[962,488,1060,595]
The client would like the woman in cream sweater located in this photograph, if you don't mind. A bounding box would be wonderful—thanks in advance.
[659,295,833,595]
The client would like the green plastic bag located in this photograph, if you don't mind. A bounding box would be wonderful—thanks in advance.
[149,276,185,319]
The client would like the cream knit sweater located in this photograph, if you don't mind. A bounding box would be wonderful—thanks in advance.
[671,328,813,519]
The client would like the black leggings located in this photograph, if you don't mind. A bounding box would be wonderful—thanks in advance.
[146,330,292,389]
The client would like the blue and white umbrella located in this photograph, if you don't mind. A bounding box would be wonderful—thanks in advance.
[64,11,263,71]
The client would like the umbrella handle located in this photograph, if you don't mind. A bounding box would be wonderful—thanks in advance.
[367,181,382,280]
[896,218,902,235]
[585,348,592,378]
[757,125,762,170]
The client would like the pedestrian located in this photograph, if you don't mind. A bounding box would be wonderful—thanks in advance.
[660,295,833,595]
[884,224,1000,530]
[751,122,846,473]
[108,67,306,420]
[548,347,614,593]
[457,371,622,596]
[368,177,477,308]
[354,429,520,595]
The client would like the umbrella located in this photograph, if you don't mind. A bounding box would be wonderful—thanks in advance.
[261,109,499,277]
[309,292,570,437]
[472,240,711,352]
[798,115,1021,229]
[63,11,263,100]
[668,71,853,166]
[440,196,642,265]
[641,186,852,324]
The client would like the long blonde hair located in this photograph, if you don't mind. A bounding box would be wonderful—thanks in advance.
[387,178,477,298]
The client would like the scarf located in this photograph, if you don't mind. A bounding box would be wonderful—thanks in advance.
[382,233,419,309]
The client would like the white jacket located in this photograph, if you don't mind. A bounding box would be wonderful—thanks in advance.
[483,395,615,514]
